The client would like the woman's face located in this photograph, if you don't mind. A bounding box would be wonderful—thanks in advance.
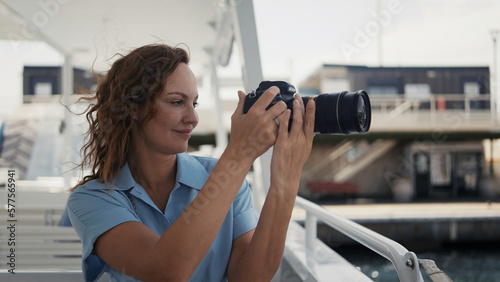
[136,63,199,155]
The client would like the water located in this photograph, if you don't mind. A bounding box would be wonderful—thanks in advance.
[334,243,500,281]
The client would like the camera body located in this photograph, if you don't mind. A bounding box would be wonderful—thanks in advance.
[243,81,371,135]
[243,81,296,112]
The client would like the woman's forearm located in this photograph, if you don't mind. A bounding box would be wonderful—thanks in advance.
[228,180,299,281]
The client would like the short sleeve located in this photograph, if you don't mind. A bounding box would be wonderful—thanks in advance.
[232,179,259,240]
[67,186,140,282]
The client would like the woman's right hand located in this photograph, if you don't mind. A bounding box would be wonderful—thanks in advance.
[227,86,287,163]
[270,94,315,193]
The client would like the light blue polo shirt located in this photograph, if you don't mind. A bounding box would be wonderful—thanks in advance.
[67,153,259,282]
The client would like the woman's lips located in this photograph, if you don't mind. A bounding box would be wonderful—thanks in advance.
[174,129,192,138]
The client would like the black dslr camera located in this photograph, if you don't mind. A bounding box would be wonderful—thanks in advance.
[243,81,371,135]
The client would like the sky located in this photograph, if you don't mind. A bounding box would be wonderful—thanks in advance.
[253,0,500,84]
[1,0,500,116]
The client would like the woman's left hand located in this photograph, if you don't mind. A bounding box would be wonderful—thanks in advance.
[270,94,315,193]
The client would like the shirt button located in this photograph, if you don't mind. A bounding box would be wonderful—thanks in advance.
[168,218,173,223]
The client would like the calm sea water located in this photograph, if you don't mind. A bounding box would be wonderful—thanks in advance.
[334,243,500,282]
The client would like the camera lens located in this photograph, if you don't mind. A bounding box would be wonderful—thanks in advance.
[304,90,371,135]
[358,97,366,129]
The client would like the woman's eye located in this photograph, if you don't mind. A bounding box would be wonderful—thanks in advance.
[171,100,198,108]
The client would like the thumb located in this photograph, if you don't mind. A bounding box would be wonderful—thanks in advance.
[234,90,246,115]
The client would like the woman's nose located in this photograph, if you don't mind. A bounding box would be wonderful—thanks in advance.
[184,105,199,127]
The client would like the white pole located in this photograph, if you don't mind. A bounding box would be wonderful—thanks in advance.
[305,212,318,252]
[377,0,383,67]
[230,0,273,197]
[210,58,228,153]
[62,54,73,189]
[492,30,499,126]
[230,0,263,92]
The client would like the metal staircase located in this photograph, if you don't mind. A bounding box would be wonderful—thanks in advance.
[0,116,41,180]
[300,139,397,198]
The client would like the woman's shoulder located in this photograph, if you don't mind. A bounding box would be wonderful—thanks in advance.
[72,179,107,193]
[70,179,123,200]
[68,178,131,213]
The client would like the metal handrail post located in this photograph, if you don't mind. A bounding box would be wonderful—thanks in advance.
[465,96,471,119]
[305,211,317,252]
[429,95,436,122]
[295,197,424,282]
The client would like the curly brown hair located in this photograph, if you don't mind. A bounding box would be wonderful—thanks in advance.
[71,44,189,192]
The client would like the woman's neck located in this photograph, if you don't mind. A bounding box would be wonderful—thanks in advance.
[127,149,178,212]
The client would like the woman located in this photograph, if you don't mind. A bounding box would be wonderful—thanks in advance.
[67,44,315,282]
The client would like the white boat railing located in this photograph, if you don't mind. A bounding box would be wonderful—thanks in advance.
[295,196,425,282]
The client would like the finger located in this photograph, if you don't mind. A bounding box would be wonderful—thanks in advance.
[266,100,287,119]
[276,109,291,141]
[290,94,304,135]
[233,90,246,115]
[251,86,281,113]
[305,98,316,139]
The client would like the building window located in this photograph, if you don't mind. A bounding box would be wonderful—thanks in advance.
[366,77,402,95]
[34,82,53,96]
[463,82,480,96]
[404,83,431,100]
[367,85,399,95]
[430,152,451,186]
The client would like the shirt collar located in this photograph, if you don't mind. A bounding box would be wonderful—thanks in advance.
[112,162,136,190]
[175,153,210,190]
[97,153,209,191]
